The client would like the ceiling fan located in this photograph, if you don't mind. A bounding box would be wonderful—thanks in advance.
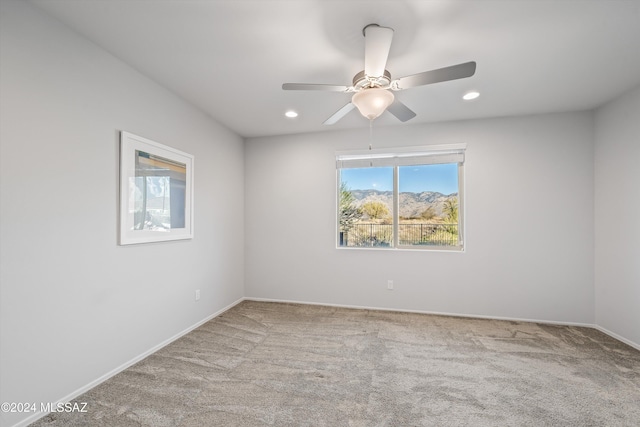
[282,24,476,125]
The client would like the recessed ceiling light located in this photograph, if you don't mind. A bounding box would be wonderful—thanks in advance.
[463,91,480,101]
[285,110,298,118]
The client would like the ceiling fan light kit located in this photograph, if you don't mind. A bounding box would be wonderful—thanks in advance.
[283,23,477,125]
[352,87,395,120]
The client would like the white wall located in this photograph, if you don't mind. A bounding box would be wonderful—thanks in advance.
[245,112,595,324]
[594,85,640,347]
[0,2,244,426]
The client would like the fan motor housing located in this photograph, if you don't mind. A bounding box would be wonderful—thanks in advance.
[353,69,392,90]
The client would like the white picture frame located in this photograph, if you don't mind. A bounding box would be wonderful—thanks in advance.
[119,131,194,245]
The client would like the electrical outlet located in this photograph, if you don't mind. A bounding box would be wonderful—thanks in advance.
[387,280,394,290]
[195,289,200,301]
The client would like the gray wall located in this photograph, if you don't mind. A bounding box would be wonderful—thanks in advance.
[594,85,640,347]
[245,112,595,324]
[0,2,244,426]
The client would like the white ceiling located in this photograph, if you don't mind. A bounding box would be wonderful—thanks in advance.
[31,0,640,138]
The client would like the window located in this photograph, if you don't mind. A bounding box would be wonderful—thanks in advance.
[337,145,465,250]
[119,131,193,245]
[133,150,187,231]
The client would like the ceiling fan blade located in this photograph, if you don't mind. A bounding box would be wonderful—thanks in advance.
[386,100,417,122]
[282,83,351,92]
[364,24,394,78]
[323,102,355,125]
[394,61,476,90]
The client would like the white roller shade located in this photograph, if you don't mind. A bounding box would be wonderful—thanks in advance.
[337,146,465,169]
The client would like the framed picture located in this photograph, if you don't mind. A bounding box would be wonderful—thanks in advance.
[119,131,194,245]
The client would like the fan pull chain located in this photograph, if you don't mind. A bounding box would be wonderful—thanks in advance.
[369,119,374,166]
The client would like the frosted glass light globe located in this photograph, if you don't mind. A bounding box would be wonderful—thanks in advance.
[352,88,395,120]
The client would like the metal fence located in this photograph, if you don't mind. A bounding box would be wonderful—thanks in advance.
[340,223,458,247]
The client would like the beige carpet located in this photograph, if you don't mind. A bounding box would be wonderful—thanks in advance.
[32,300,640,426]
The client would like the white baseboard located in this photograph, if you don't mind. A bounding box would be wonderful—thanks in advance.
[594,325,640,351]
[10,297,244,427]
[246,297,640,350]
[244,297,595,328]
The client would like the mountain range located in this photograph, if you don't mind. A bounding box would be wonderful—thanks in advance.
[349,189,457,219]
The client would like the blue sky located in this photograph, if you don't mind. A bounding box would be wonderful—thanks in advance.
[341,163,458,195]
